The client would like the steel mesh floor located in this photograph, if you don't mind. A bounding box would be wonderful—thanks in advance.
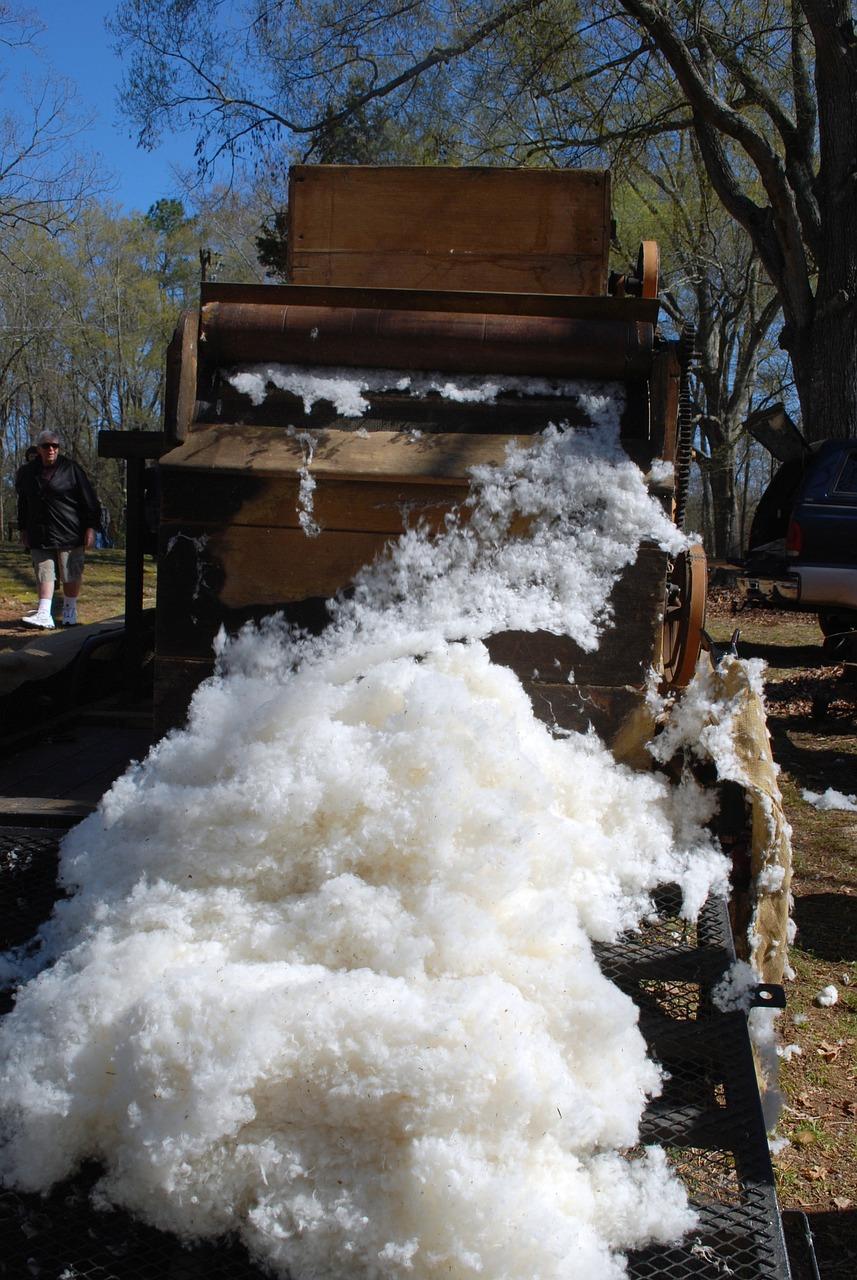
[600,887,791,1278]
[1,831,791,1279]
[0,826,66,971]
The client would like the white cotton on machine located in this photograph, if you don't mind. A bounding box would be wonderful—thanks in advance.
[0,168,795,1280]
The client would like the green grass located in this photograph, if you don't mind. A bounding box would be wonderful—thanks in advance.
[779,778,857,874]
[0,541,156,622]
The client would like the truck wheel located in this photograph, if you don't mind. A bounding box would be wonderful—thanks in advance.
[818,609,857,638]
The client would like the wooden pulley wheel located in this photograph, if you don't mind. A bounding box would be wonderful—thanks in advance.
[662,544,707,688]
[615,241,660,298]
[637,240,660,298]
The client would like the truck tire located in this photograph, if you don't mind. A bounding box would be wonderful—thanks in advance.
[818,609,857,638]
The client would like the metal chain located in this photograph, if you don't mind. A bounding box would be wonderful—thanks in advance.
[673,322,697,531]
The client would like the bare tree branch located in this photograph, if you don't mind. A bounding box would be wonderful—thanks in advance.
[619,0,815,329]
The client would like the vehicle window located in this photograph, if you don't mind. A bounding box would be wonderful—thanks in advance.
[834,452,857,494]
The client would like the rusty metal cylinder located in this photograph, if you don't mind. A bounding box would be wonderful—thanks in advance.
[200,301,653,380]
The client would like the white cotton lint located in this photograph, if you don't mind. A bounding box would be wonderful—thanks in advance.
[0,422,729,1279]
[778,1044,801,1061]
[814,985,839,1007]
[227,364,628,420]
[757,864,787,894]
[712,960,759,1014]
[802,787,857,812]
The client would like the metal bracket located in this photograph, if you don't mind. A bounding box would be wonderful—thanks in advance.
[749,983,787,1009]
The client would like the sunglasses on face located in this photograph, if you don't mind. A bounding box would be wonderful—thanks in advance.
[38,443,59,450]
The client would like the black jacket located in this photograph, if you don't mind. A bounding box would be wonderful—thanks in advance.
[17,455,101,549]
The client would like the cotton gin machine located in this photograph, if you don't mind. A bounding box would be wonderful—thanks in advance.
[155,165,706,738]
[1,167,798,1280]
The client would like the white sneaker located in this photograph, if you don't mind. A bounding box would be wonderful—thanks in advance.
[22,612,55,628]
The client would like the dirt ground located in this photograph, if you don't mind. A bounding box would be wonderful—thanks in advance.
[707,591,857,1280]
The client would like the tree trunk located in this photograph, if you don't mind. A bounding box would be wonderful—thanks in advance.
[791,0,857,440]
[704,445,742,559]
[784,190,857,440]
[796,296,857,440]
[699,461,712,549]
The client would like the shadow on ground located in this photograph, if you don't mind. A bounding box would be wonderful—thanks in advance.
[793,893,857,962]
[767,722,857,796]
[737,639,826,669]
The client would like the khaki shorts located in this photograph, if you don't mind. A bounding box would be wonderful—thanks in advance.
[31,546,86,585]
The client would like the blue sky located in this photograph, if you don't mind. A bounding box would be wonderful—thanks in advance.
[3,0,193,214]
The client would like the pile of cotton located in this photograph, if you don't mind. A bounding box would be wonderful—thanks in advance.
[0,416,729,1279]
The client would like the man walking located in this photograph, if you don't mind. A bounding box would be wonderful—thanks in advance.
[16,430,101,628]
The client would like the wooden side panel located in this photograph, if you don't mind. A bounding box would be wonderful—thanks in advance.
[156,521,392,658]
[162,309,199,443]
[154,656,214,737]
[199,280,660,323]
[287,166,611,295]
[486,544,668,687]
[157,515,667,677]
[213,526,390,607]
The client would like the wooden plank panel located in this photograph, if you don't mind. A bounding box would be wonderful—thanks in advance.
[160,427,533,483]
[0,796,94,820]
[156,521,391,658]
[287,166,610,294]
[156,521,667,682]
[161,470,469,534]
[162,309,200,443]
[213,526,390,607]
[650,344,681,464]
[287,253,603,294]
[290,166,610,254]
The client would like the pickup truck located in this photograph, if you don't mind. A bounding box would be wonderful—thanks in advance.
[738,415,857,654]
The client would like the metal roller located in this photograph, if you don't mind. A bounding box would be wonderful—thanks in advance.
[200,300,654,380]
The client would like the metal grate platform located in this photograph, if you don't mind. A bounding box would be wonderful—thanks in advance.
[610,887,792,1279]
[0,826,66,972]
[0,830,791,1278]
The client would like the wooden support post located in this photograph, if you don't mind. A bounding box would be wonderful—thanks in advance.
[124,455,146,684]
[98,430,173,691]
